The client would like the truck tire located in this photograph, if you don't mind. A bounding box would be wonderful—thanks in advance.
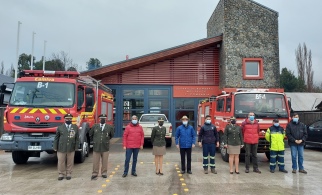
[219,133,229,162]
[12,151,29,164]
[265,151,270,160]
[75,136,89,163]
[166,138,172,147]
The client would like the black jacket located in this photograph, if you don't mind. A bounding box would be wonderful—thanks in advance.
[198,123,219,144]
[286,121,307,146]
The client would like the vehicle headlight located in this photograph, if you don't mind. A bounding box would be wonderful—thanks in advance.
[1,134,13,141]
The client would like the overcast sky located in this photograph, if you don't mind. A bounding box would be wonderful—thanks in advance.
[0,0,321,82]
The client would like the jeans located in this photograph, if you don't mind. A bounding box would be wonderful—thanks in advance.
[180,148,192,171]
[124,148,140,174]
[202,143,216,169]
[269,150,285,171]
[245,143,258,170]
[290,145,304,170]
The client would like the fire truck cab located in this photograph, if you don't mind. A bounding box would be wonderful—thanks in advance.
[198,88,291,162]
[0,70,114,164]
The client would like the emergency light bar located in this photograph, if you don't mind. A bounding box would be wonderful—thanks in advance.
[236,88,269,92]
[20,70,80,78]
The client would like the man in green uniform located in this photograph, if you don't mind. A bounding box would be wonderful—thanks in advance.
[90,114,115,180]
[53,113,80,180]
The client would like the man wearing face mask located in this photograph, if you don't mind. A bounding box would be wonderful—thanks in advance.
[265,119,288,173]
[286,113,308,174]
[198,115,219,174]
[90,114,115,180]
[122,115,144,178]
[53,113,80,180]
[175,116,196,174]
[241,112,261,173]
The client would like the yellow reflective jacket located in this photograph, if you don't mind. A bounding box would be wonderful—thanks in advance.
[265,125,285,151]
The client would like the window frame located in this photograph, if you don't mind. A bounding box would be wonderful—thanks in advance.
[242,58,264,80]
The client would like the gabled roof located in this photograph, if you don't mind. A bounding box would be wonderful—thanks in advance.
[81,35,223,78]
[285,92,322,111]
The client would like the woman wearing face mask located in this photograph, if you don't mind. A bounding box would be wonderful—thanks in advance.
[175,116,196,174]
[223,116,244,174]
[151,117,167,175]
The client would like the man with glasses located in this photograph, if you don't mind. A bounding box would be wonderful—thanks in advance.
[286,113,308,174]
[241,112,261,173]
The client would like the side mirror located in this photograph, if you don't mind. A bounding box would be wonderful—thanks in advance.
[0,84,6,92]
[288,100,292,109]
[0,93,4,105]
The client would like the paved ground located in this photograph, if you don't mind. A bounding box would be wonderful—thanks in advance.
[0,138,322,195]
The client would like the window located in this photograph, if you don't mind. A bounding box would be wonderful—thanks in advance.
[107,103,113,121]
[226,97,231,112]
[243,58,263,80]
[216,98,225,112]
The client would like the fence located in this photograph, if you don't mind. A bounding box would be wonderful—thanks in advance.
[297,112,322,126]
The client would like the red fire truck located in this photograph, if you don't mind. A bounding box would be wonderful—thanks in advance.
[0,70,114,164]
[197,88,291,162]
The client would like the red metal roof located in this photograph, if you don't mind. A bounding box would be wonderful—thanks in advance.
[81,35,223,79]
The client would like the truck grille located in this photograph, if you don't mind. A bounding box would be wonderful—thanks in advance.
[13,122,62,128]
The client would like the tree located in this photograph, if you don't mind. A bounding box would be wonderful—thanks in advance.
[18,53,32,72]
[52,51,74,70]
[295,43,314,92]
[5,63,15,78]
[1,61,4,74]
[44,59,65,71]
[86,58,102,70]
[280,68,306,92]
[67,66,77,71]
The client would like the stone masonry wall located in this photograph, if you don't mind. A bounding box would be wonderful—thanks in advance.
[207,0,280,88]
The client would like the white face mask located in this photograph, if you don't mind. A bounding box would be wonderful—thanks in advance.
[132,120,138,124]
[182,121,188,125]
[206,120,211,124]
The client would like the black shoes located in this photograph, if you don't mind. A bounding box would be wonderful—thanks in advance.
[66,176,71,180]
[102,175,107,178]
[299,169,307,174]
[180,171,185,174]
[253,169,261,174]
[58,177,64,181]
[131,173,137,177]
[279,169,288,173]
[270,169,275,173]
[245,169,249,173]
[91,175,98,180]
[234,171,240,174]
[122,173,127,178]
[187,171,192,174]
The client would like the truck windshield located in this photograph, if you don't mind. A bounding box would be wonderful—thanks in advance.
[9,82,75,107]
[140,115,168,122]
[234,93,288,118]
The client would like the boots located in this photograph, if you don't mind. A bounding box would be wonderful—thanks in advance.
[211,168,217,174]
[204,168,208,174]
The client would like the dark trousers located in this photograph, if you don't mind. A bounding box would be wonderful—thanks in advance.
[269,150,285,171]
[180,148,192,171]
[245,143,258,170]
[202,143,216,169]
[124,148,140,174]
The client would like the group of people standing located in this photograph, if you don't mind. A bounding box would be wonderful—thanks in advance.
[53,111,308,180]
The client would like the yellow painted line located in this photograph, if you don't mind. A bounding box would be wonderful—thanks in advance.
[182,183,186,186]
[115,168,118,170]
[39,108,47,114]
[10,108,19,113]
[49,108,57,114]
[177,171,180,173]
[112,171,115,174]
[19,108,29,113]
[58,109,67,114]
[176,167,179,170]
[109,175,113,178]
[180,178,184,181]
[106,180,110,182]
[102,184,106,187]
[140,162,143,164]
[173,194,178,195]
[166,162,169,165]
[174,164,178,167]
[184,188,189,192]
[117,165,120,167]
[29,108,38,113]
[178,174,182,177]
[97,190,102,193]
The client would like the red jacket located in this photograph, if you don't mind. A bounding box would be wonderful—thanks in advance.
[123,123,144,148]
[242,119,260,144]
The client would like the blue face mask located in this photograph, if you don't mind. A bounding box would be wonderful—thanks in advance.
[132,120,138,125]
[206,120,211,124]
[249,116,255,121]
[293,118,299,123]
[183,121,188,125]
[274,123,279,127]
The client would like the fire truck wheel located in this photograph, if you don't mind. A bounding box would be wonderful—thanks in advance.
[12,151,29,164]
[265,151,270,160]
[75,137,89,163]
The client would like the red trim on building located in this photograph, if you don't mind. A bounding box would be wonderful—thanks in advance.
[242,58,264,80]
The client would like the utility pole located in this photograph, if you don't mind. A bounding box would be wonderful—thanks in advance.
[14,21,22,81]
[30,32,36,70]
[42,40,47,71]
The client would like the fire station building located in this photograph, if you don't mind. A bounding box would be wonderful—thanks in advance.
[82,0,280,137]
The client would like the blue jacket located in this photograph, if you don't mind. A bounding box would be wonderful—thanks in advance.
[175,124,196,148]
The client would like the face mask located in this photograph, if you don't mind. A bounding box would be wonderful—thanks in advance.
[183,121,188,125]
[66,120,72,125]
[274,123,279,127]
[206,120,211,124]
[159,122,164,126]
[100,119,106,124]
[132,120,138,125]
[293,118,299,123]
[249,116,255,121]
[231,120,236,124]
